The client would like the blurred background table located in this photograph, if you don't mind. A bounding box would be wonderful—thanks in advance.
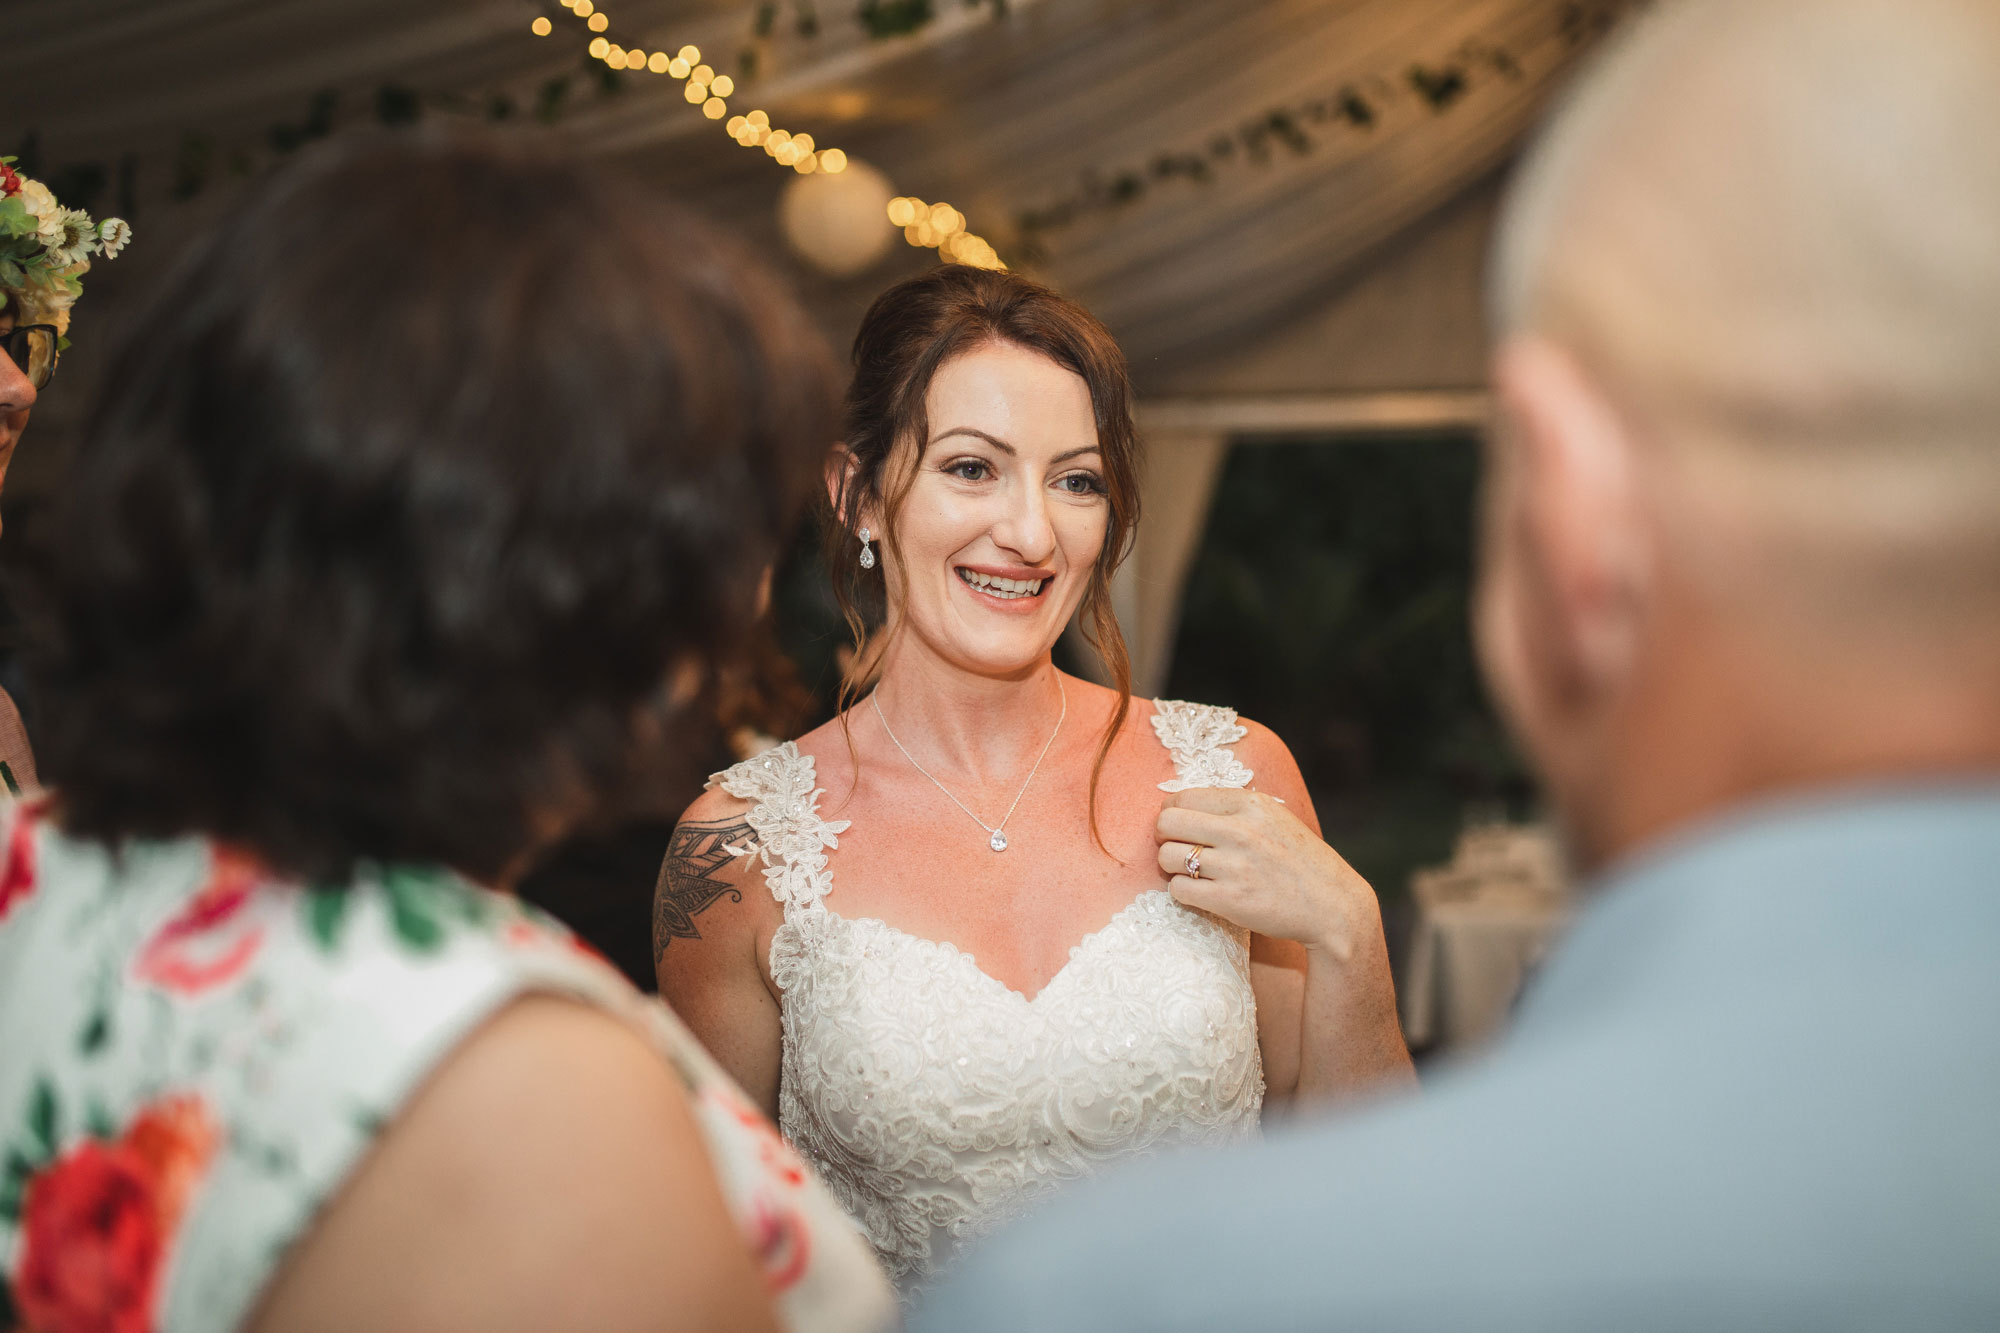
[1401,821,1572,1053]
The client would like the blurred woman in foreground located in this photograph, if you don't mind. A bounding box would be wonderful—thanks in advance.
[0,131,892,1333]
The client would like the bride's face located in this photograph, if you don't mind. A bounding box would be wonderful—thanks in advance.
[879,341,1108,678]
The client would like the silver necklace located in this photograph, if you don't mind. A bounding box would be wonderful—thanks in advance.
[870,674,1067,852]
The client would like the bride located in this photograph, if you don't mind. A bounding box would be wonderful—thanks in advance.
[656,266,1413,1293]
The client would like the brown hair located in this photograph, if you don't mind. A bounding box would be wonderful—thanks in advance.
[26,127,837,885]
[825,265,1141,845]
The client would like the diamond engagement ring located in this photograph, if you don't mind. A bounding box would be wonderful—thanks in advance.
[1184,845,1203,880]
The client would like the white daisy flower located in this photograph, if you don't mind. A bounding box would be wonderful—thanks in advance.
[97,217,132,259]
[48,209,101,267]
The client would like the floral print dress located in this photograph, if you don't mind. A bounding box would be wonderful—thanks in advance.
[0,800,893,1333]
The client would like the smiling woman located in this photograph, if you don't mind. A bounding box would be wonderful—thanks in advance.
[655,266,1414,1298]
[828,269,1139,753]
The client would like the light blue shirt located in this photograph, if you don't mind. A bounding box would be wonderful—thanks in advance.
[912,784,2000,1331]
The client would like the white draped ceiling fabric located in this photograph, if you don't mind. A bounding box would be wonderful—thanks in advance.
[3,0,1610,690]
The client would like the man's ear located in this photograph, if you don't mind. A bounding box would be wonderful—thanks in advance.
[1492,337,1653,703]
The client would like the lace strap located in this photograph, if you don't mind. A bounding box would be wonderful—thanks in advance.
[705,742,849,914]
[1151,699,1255,792]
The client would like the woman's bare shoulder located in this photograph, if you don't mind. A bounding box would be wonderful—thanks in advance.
[656,780,781,982]
[248,996,774,1332]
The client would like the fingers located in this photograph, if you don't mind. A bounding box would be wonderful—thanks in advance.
[1157,840,1203,878]
[1156,805,1239,849]
[1164,873,1226,917]
[1161,787,1251,817]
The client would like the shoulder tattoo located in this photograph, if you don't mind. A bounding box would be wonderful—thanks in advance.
[653,817,753,956]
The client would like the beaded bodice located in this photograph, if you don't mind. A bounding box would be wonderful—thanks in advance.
[708,699,1265,1294]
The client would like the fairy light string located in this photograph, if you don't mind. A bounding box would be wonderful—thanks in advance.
[530,1,1006,269]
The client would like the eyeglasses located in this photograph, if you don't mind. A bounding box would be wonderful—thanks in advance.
[1,324,59,392]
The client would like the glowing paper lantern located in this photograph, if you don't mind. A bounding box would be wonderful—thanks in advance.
[779,157,896,278]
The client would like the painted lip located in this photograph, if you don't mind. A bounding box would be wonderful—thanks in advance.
[954,562,1055,582]
[952,562,1056,612]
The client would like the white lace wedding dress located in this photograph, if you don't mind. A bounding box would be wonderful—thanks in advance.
[710,700,1266,1295]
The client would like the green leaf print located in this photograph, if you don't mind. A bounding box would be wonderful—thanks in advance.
[384,872,445,954]
[78,1006,111,1055]
[26,1078,58,1159]
[380,865,487,953]
[305,887,353,952]
[1,1147,33,1221]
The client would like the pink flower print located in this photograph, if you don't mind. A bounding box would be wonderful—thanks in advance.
[0,799,39,925]
[133,847,269,996]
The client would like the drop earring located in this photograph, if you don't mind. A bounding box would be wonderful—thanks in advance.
[858,526,876,570]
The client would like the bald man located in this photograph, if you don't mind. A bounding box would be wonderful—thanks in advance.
[912,0,2000,1328]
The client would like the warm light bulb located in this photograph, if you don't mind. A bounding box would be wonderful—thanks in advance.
[795,154,818,174]
[703,98,727,119]
[606,45,626,66]
[746,109,770,127]
[531,16,552,35]
[726,115,747,135]
[904,222,925,245]
[589,35,609,56]
[819,148,848,173]
[684,82,708,103]
[792,132,814,155]
[625,48,645,65]
[678,44,700,63]
[667,57,690,77]
[574,0,593,14]
[710,74,734,98]
[887,197,918,226]
[587,12,607,30]
[648,51,669,73]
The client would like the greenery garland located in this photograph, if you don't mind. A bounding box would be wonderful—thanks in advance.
[1009,0,1639,260]
[739,0,1006,79]
[9,52,635,223]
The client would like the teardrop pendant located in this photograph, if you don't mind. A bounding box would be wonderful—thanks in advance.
[988,829,1008,852]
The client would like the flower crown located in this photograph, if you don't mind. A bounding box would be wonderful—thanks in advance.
[0,156,132,348]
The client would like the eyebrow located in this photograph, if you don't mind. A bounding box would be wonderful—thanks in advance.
[929,427,1100,465]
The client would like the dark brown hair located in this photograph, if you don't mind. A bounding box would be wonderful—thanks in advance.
[826,265,1141,840]
[23,127,837,885]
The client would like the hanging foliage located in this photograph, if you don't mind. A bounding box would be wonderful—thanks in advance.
[739,0,1006,79]
[1010,0,1639,257]
[14,53,633,220]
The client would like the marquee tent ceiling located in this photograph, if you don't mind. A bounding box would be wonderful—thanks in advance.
[3,0,1617,384]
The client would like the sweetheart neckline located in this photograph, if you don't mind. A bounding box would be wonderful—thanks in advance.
[800,888,1176,1007]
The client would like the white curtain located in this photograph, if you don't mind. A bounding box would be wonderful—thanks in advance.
[4,0,1615,385]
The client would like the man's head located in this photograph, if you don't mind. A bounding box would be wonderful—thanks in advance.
[1478,0,2000,871]
[0,298,40,519]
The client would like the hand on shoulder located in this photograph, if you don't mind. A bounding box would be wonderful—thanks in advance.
[1153,713,1376,958]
